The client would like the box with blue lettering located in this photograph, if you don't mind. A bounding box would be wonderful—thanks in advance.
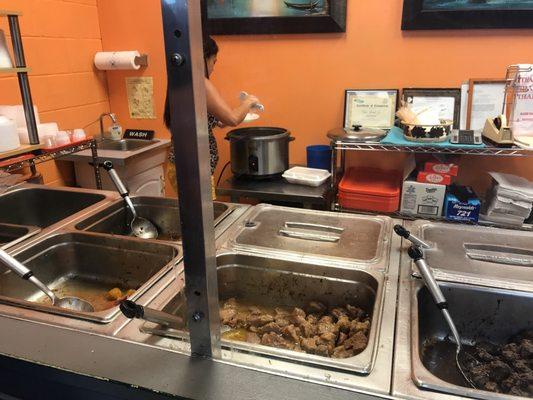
[444,184,481,223]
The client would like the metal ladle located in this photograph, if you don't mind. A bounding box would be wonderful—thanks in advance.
[103,161,158,240]
[407,246,477,389]
[0,249,94,312]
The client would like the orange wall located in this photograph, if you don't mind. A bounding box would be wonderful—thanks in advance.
[0,0,109,186]
[99,1,533,196]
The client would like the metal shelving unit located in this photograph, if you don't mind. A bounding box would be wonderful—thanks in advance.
[0,139,102,188]
[0,10,102,188]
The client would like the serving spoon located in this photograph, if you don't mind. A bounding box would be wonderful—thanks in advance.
[0,249,94,312]
[103,161,158,240]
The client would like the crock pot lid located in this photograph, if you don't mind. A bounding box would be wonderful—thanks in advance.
[227,127,290,141]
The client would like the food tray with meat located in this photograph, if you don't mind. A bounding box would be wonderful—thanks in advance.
[141,252,385,374]
[412,280,533,400]
[227,204,393,271]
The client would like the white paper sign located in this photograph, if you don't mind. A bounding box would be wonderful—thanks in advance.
[511,64,533,137]
[470,82,506,131]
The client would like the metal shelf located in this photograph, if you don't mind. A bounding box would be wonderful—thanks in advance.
[331,140,532,157]
[0,10,22,17]
[0,67,30,74]
[0,139,102,189]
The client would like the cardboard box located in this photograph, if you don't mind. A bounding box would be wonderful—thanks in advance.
[424,162,459,176]
[445,191,481,223]
[401,179,446,217]
[417,171,452,185]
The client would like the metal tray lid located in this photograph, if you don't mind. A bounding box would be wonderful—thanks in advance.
[410,220,533,292]
[229,204,392,269]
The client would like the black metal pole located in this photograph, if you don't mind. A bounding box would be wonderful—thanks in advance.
[160,0,220,358]
[8,16,39,145]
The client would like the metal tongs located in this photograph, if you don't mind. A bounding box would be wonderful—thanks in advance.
[407,246,477,389]
[393,225,431,249]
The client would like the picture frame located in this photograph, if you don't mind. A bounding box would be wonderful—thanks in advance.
[402,88,462,129]
[343,89,399,130]
[206,0,347,35]
[402,0,533,30]
[466,78,507,130]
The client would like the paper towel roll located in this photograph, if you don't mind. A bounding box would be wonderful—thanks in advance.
[0,30,13,69]
[94,51,141,71]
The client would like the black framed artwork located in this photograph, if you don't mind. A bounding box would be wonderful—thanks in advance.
[206,0,347,35]
[402,0,533,30]
[402,88,462,129]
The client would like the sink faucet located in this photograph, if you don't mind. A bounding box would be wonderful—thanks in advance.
[99,113,118,141]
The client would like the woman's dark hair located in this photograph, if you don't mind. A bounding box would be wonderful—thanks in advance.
[164,36,219,129]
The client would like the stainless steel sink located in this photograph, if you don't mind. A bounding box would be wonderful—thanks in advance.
[141,252,384,374]
[0,187,106,228]
[0,232,180,323]
[412,280,533,400]
[98,139,155,151]
[75,197,233,242]
[0,223,40,249]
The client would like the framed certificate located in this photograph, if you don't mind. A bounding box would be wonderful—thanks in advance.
[402,88,461,128]
[466,79,506,131]
[343,89,398,129]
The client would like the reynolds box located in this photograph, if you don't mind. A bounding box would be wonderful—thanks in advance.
[444,185,481,223]
[401,179,446,217]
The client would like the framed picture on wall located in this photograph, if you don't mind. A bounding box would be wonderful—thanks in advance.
[344,90,399,129]
[206,0,347,35]
[402,0,533,30]
[402,88,462,128]
[466,78,507,131]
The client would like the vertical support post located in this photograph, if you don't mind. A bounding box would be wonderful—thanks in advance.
[160,1,220,358]
[8,16,39,145]
[90,140,102,190]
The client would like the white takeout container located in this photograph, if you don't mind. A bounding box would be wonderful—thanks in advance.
[282,166,331,187]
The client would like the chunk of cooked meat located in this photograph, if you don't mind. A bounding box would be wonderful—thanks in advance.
[346,304,366,319]
[306,314,319,325]
[282,324,301,343]
[258,322,283,335]
[300,337,318,354]
[246,332,261,344]
[106,288,123,301]
[350,319,370,336]
[274,316,290,328]
[317,316,338,336]
[336,316,351,333]
[275,307,290,317]
[223,298,238,309]
[247,313,274,327]
[332,345,355,359]
[331,307,348,320]
[337,332,348,346]
[343,331,368,353]
[307,301,327,315]
[261,332,294,350]
[219,308,237,325]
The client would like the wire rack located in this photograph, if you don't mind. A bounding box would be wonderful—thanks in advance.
[332,140,531,157]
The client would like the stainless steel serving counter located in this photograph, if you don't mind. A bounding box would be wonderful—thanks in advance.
[0,194,531,400]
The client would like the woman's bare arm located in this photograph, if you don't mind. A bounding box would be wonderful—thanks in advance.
[205,79,258,127]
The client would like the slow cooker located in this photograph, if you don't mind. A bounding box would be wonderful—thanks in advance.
[225,127,294,179]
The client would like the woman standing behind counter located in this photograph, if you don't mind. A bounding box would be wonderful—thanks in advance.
[164,36,261,198]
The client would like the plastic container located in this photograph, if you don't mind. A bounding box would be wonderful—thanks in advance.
[72,128,87,141]
[307,145,331,171]
[282,166,331,187]
[338,168,401,212]
[55,131,71,146]
[0,116,20,152]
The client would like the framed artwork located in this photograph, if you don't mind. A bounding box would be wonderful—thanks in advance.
[402,0,533,30]
[402,88,462,128]
[206,0,347,35]
[466,79,507,130]
[343,90,398,129]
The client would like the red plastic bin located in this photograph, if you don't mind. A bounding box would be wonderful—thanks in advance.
[338,168,401,212]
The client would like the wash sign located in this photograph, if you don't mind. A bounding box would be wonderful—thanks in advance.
[123,129,154,140]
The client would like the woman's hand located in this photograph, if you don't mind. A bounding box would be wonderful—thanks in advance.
[242,94,260,108]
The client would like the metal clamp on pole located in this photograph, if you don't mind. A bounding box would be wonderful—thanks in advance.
[160,0,220,358]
